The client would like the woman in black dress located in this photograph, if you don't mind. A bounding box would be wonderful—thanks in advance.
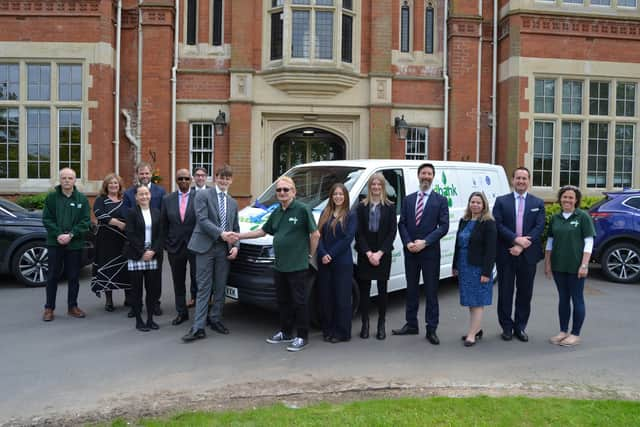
[355,173,397,340]
[91,173,130,311]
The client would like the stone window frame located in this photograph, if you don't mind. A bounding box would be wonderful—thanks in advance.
[424,1,436,55]
[400,0,412,53]
[264,0,360,71]
[211,0,224,47]
[190,122,215,178]
[183,0,227,57]
[0,60,86,182]
[530,75,639,191]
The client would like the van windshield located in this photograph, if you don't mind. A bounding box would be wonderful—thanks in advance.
[254,166,365,211]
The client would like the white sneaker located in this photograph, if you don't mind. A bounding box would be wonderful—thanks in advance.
[286,337,307,352]
[266,331,294,344]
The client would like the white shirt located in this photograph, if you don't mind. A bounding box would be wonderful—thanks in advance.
[141,207,152,246]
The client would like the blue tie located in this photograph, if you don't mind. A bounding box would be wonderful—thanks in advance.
[218,192,227,231]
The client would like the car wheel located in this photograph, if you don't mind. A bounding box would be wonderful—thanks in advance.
[12,241,50,287]
[601,242,640,284]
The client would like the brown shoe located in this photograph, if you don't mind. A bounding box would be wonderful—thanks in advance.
[68,307,86,318]
[43,308,54,322]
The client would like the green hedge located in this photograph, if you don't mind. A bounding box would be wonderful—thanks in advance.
[15,193,48,210]
[542,195,604,244]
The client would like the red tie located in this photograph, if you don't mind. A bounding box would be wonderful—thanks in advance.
[415,192,425,226]
[179,192,187,222]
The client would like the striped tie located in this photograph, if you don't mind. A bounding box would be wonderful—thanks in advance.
[415,192,425,226]
[218,192,227,231]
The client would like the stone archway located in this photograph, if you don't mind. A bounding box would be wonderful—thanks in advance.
[272,127,346,180]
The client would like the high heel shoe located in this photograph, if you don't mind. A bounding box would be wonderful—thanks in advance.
[360,318,370,339]
[461,329,483,341]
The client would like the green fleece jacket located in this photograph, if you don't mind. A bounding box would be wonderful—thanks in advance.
[42,185,91,250]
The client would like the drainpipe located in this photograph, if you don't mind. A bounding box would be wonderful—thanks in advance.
[476,0,483,162]
[491,0,498,164]
[136,0,143,166]
[113,0,122,175]
[443,0,449,161]
[170,0,180,192]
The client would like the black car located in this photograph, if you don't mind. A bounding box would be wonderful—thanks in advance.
[0,197,95,287]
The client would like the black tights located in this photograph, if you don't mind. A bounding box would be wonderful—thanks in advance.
[358,279,388,320]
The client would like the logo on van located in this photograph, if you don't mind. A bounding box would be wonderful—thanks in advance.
[432,171,458,208]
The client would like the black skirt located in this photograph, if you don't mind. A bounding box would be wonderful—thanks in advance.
[356,230,392,281]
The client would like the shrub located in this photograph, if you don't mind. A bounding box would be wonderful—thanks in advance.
[15,193,48,210]
[542,195,604,245]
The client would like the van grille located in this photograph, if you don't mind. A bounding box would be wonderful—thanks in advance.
[231,243,274,275]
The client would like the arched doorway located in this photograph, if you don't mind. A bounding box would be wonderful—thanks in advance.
[273,127,346,180]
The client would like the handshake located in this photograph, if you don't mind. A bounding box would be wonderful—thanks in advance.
[221,231,244,244]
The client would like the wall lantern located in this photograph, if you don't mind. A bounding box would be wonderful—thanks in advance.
[214,110,227,136]
[394,115,409,140]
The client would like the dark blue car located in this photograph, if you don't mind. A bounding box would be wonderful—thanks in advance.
[0,197,94,287]
[590,190,640,284]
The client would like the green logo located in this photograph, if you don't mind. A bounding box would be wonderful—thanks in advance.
[432,171,457,207]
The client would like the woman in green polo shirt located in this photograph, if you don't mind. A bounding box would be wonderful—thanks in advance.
[544,185,595,347]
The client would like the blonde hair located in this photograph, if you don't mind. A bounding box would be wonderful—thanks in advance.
[100,173,124,198]
[362,172,393,206]
[318,183,351,236]
[463,191,494,222]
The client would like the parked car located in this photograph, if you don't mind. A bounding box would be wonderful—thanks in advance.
[590,189,640,284]
[0,197,95,287]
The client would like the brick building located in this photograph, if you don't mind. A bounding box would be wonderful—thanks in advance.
[1,0,639,204]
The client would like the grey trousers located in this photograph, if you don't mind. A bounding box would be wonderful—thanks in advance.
[191,242,230,331]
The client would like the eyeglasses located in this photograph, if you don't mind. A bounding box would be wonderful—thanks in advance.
[177,177,191,182]
[275,188,291,193]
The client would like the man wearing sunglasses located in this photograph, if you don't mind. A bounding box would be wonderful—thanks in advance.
[236,176,320,352]
[183,165,240,342]
[160,169,197,326]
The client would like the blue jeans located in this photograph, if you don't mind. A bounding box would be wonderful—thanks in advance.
[45,246,81,310]
[552,271,586,336]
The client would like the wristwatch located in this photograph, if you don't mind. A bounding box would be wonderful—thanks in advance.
[580,264,588,269]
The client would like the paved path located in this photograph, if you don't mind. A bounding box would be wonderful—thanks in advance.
[1,264,639,425]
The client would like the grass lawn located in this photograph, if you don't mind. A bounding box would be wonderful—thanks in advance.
[108,396,640,426]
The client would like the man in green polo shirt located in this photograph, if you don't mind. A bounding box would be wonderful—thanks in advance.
[237,176,319,352]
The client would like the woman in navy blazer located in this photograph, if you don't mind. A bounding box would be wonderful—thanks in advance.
[452,191,497,347]
[124,185,164,332]
[355,173,397,340]
[317,183,357,343]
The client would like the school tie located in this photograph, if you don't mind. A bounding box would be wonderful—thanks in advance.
[218,192,227,231]
[516,195,524,237]
[179,192,187,222]
[415,192,425,226]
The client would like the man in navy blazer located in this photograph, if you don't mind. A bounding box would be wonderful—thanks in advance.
[123,161,167,316]
[160,168,197,326]
[493,167,545,342]
[393,163,449,345]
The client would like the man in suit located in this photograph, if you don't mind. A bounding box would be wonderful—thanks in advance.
[192,167,209,192]
[393,163,449,345]
[160,168,197,326]
[182,165,239,342]
[493,167,546,342]
[123,161,166,317]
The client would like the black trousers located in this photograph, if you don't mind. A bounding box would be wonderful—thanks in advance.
[168,247,196,315]
[129,268,161,318]
[274,269,310,340]
[497,256,537,333]
[358,279,388,321]
[45,246,81,310]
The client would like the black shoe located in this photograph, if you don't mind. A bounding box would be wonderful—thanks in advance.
[172,313,189,326]
[182,328,206,342]
[210,321,230,335]
[136,319,149,332]
[426,330,440,345]
[461,329,483,341]
[501,330,513,341]
[153,305,163,316]
[329,336,350,343]
[323,335,332,342]
[376,319,386,340]
[127,307,136,318]
[463,339,476,347]
[360,318,370,339]
[105,303,115,312]
[392,324,419,335]
[514,330,529,342]
[147,319,159,330]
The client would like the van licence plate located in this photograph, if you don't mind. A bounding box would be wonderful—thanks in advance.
[225,286,238,299]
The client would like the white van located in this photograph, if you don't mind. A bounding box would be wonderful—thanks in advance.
[226,160,510,316]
